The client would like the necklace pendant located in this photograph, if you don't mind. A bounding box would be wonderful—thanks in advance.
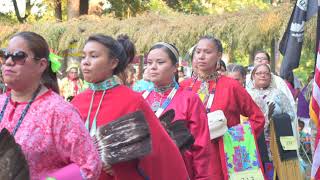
[151,101,161,111]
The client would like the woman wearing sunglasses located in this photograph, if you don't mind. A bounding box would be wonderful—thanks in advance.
[71,34,189,180]
[0,31,101,179]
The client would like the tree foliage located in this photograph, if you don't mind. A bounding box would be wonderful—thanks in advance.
[2,0,273,21]
[0,5,298,55]
[0,1,315,82]
[160,0,270,15]
[105,0,149,18]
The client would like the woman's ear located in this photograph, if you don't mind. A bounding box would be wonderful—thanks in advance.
[39,58,49,73]
[216,61,221,70]
[173,63,179,73]
[217,52,223,59]
[111,58,119,70]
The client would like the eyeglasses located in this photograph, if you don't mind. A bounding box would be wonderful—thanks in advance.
[255,72,271,76]
[0,49,31,65]
[254,57,269,62]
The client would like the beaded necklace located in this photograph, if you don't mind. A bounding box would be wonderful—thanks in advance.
[188,72,220,113]
[0,85,42,136]
[154,81,176,93]
[89,76,119,91]
[143,81,179,117]
[85,76,119,136]
[197,72,219,82]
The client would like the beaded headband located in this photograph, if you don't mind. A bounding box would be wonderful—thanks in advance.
[154,42,179,64]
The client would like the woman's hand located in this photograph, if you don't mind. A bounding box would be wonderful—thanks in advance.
[103,163,114,176]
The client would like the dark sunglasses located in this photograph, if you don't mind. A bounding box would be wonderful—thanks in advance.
[0,49,29,65]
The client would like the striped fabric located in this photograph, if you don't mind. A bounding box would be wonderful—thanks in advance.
[310,44,320,127]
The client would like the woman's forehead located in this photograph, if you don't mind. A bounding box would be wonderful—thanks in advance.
[83,41,108,53]
[197,39,215,49]
[148,48,169,59]
[8,36,29,52]
[256,65,270,71]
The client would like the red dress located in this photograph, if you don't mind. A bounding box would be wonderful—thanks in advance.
[143,88,213,180]
[180,76,265,180]
[72,85,189,180]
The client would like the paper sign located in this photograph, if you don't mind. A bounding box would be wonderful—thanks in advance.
[230,169,264,180]
[280,136,298,150]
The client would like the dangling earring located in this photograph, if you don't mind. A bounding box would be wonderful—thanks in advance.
[216,61,221,71]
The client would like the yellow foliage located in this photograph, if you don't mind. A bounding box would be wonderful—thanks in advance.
[0,4,316,58]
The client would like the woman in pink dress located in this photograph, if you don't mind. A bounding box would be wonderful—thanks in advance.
[0,31,101,180]
[143,42,213,180]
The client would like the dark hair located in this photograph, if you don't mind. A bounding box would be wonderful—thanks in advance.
[218,60,226,71]
[149,42,179,65]
[12,31,59,94]
[199,35,223,53]
[284,71,294,87]
[254,50,270,62]
[86,34,128,75]
[117,34,136,65]
[298,119,305,129]
[227,64,247,78]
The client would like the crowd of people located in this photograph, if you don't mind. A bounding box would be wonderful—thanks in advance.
[0,31,318,180]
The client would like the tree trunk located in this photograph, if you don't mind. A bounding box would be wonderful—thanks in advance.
[227,48,234,63]
[67,0,80,20]
[271,38,276,73]
[25,0,31,17]
[54,0,63,21]
[249,46,259,65]
[271,38,281,74]
[12,0,30,23]
[138,55,144,80]
[80,0,89,15]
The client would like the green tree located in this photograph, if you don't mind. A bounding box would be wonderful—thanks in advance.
[207,0,269,14]
[162,0,206,14]
[156,0,272,15]
[107,0,149,18]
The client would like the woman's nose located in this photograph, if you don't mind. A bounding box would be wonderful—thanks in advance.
[150,62,157,69]
[81,57,90,66]
[4,57,14,66]
[197,52,205,60]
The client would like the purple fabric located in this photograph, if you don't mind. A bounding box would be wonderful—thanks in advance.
[297,87,310,118]
[264,162,274,180]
